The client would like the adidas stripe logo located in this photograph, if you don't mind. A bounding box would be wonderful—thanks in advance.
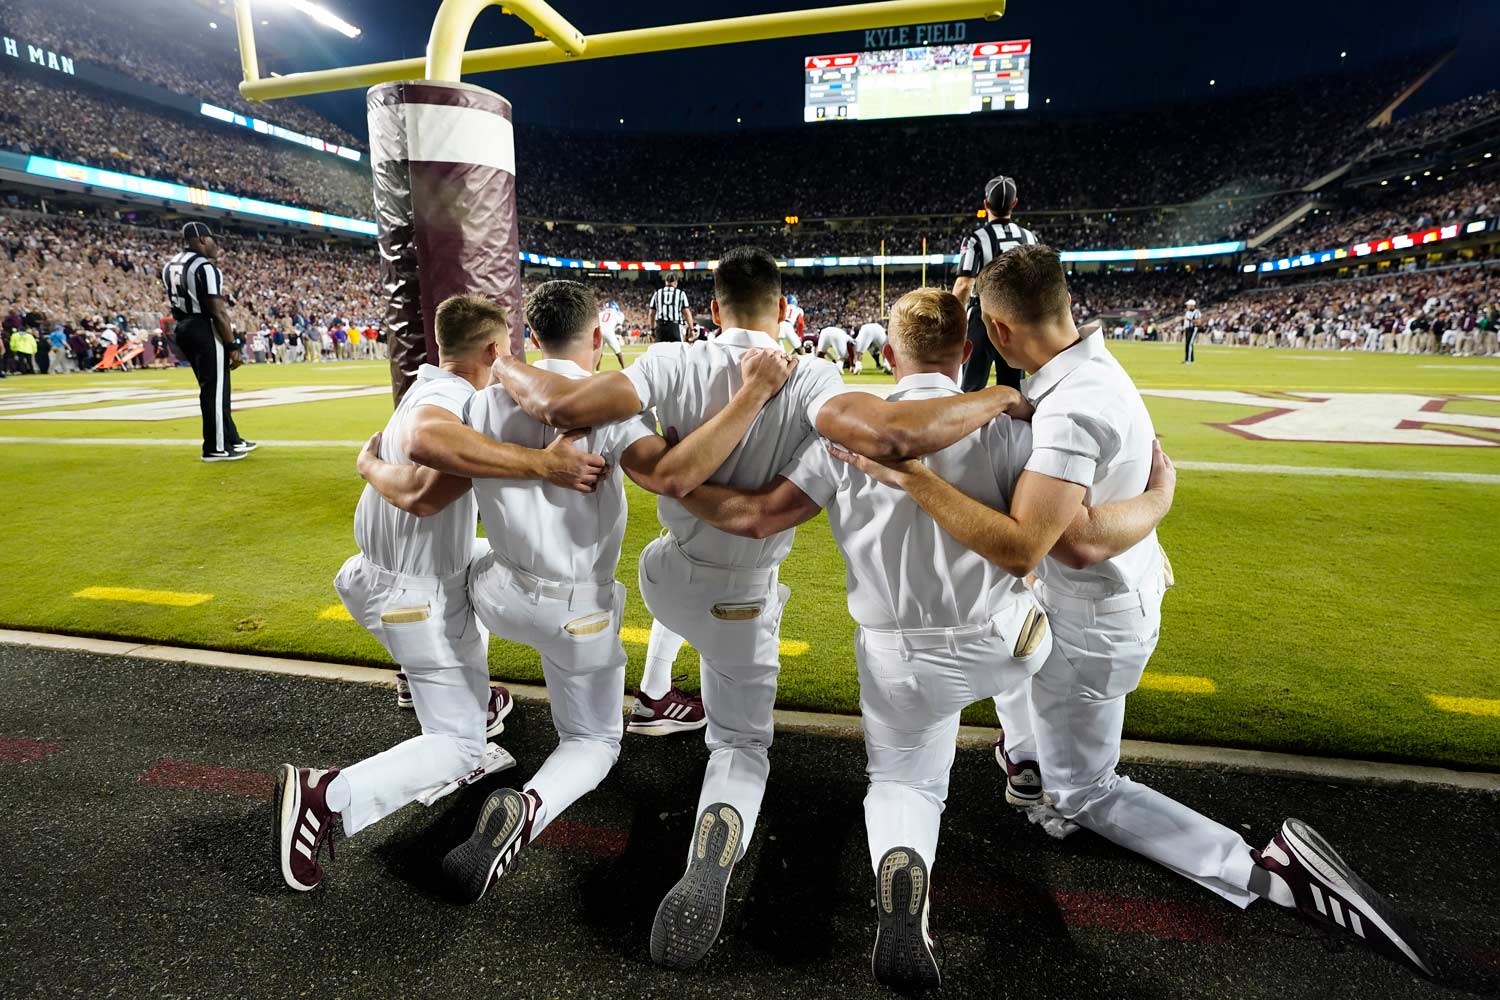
[294,807,321,860]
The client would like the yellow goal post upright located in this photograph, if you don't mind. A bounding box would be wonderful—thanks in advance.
[231,0,1006,98]
[229,1,1006,399]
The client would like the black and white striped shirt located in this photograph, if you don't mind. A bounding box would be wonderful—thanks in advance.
[650,285,690,324]
[161,250,225,320]
[957,220,1039,294]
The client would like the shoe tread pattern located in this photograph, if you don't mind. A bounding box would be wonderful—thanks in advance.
[650,803,741,969]
[872,847,941,992]
[442,788,526,903]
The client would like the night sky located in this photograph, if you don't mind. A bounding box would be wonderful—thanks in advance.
[243,0,1499,138]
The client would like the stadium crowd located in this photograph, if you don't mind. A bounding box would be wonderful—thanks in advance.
[0,72,373,218]
[1195,260,1499,353]
[0,0,363,149]
[1262,174,1498,257]
[1357,89,1500,157]
[0,208,381,373]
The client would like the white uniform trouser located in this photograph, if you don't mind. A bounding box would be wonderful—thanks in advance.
[638,536,789,858]
[469,551,626,838]
[602,329,624,354]
[333,552,490,836]
[996,583,1257,907]
[858,598,1050,876]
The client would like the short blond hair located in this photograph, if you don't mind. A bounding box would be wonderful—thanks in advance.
[888,288,967,363]
[434,294,508,359]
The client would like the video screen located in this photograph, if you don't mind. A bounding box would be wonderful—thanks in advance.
[803,39,1031,122]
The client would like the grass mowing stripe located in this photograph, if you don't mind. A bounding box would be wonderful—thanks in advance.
[1139,673,1217,695]
[618,624,808,657]
[1427,694,1500,718]
[74,586,212,607]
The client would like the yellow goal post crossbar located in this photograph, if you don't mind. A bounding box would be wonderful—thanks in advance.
[232,0,1005,100]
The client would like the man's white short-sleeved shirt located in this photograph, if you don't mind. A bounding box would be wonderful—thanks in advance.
[782,372,1032,631]
[466,358,655,585]
[622,327,849,570]
[1022,332,1162,598]
[353,364,477,578]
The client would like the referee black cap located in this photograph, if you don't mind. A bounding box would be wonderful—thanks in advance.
[985,175,1018,209]
[181,221,217,242]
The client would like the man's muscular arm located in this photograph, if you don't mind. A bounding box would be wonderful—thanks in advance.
[1051,440,1176,569]
[814,386,1034,463]
[406,404,606,493]
[357,433,470,516]
[677,478,822,540]
[491,357,641,430]
[832,449,1084,579]
[620,350,796,498]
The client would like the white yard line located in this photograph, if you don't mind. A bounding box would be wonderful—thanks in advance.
[1175,461,1500,485]
[4,436,1495,484]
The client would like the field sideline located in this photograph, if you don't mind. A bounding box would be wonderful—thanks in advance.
[2,341,1498,768]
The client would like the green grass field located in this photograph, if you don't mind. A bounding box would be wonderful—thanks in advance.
[3,342,1499,768]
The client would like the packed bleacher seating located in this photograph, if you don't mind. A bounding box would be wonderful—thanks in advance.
[0,73,373,218]
[1261,174,1498,257]
[0,208,380,341]
[0,0,363,149]
[1196,259,1499,352]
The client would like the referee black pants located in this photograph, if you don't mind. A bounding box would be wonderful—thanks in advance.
[1184,327,1199,363]
[653,320,682,344]
[959,302,1021,392]
[174,318,242,456]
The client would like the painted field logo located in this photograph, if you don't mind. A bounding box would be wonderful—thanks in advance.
[0,385,386,421]
[1141,391,1500,447]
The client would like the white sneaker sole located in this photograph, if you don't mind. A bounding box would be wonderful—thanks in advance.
[1281,818,1434,976]
[627,716,708,736]
[274,764,317,892]
[485,695,514,739]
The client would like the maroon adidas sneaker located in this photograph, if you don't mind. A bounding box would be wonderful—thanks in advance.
[395,672,413,709]
[487,685,514,739]
[442,787,542,903]
[628,686,706,736]
[1256,818,1435,976]
[274,765,340,891]
[992,737,1043,807]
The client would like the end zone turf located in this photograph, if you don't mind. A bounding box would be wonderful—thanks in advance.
[1,342,1497,768]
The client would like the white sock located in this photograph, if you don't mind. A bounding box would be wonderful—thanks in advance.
[640,620,685,699]
[326,773,351,814]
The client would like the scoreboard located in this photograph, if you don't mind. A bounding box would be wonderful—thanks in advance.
[803,39,1031,123]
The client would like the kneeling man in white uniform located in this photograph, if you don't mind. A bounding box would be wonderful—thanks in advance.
[677,288,1170,990]
[274,294,608,893]
[841,246,1436,978]
[432,280,797,903]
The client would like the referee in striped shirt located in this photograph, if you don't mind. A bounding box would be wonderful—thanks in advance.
[161,222,254,462]
[953,175,1038,392]
[648,274,693,343]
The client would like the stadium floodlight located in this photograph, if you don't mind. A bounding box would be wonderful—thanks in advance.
[231,0,1009,101]
[269,0,362,39]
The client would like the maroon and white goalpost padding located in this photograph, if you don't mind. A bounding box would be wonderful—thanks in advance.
[367,80,524,404]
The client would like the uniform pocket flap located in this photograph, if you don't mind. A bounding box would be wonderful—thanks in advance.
[563,611,613,636]
[711,601,763,621]
[1013,607,1049,658]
